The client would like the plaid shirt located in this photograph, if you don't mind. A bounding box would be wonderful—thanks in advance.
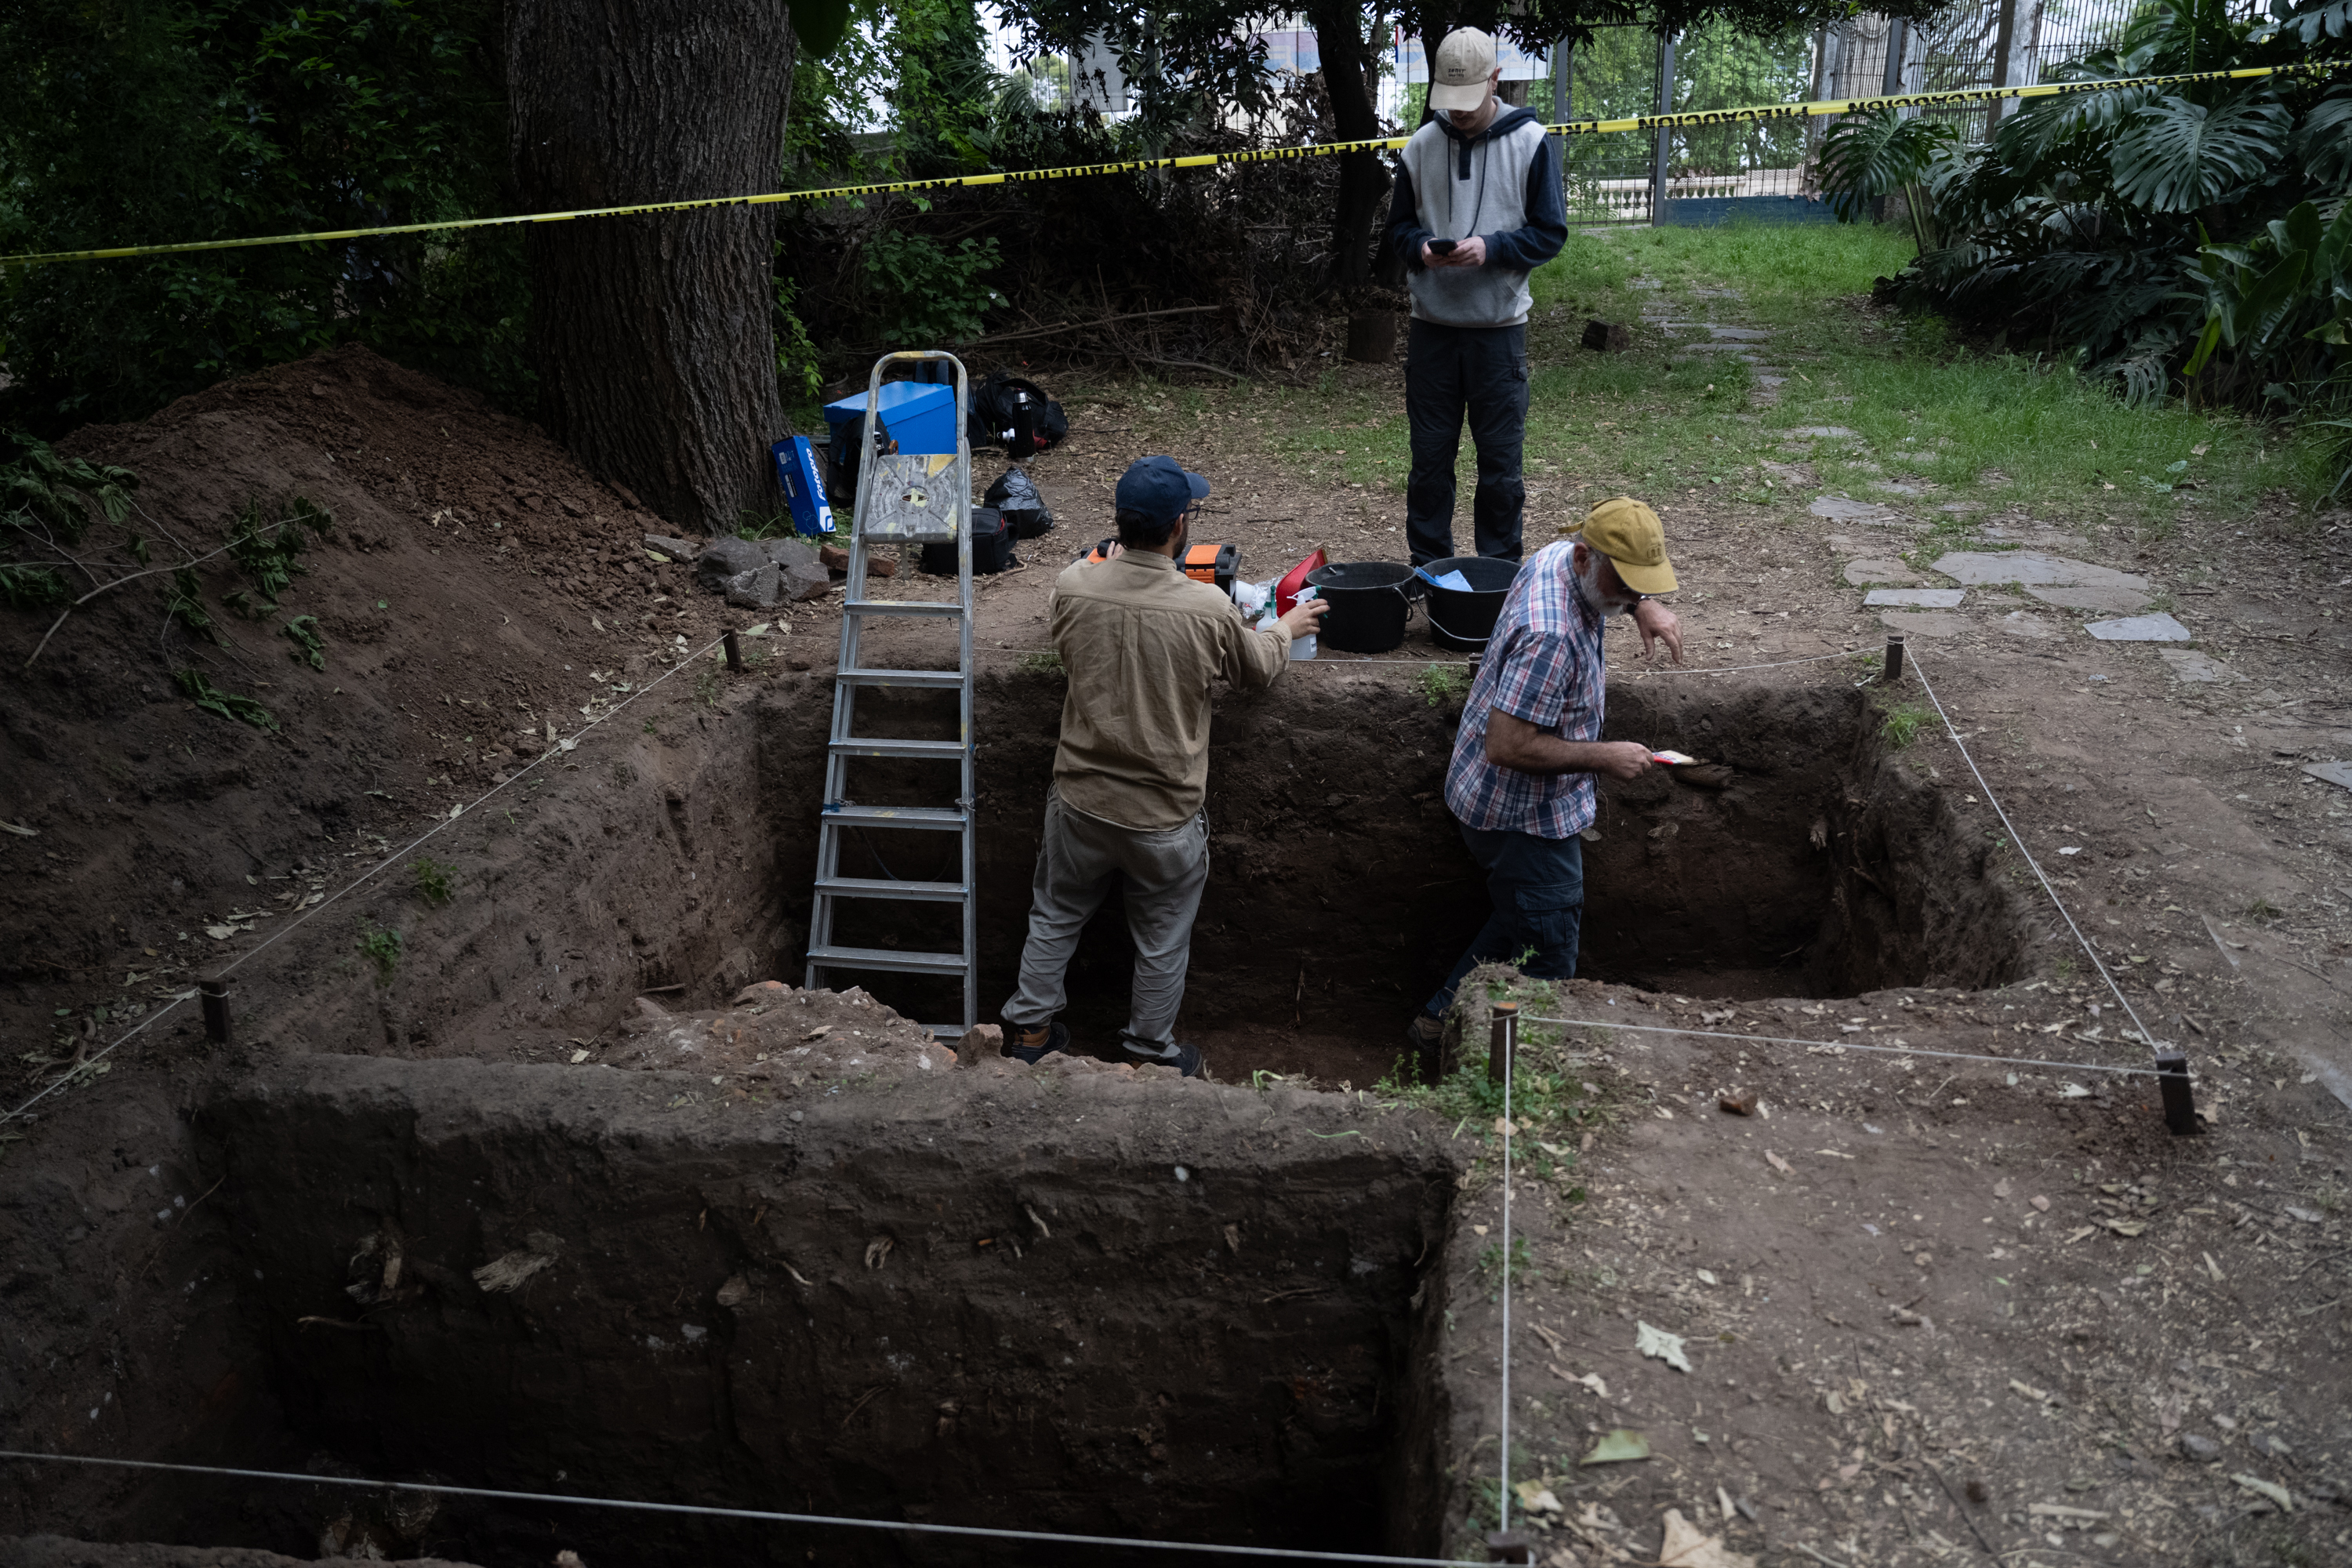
[1443,542,1608,838]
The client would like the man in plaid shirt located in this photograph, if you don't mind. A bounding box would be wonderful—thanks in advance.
[1406,498,1683,1063]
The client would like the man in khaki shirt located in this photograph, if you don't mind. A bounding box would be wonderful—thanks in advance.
[1003,456,1328,1076]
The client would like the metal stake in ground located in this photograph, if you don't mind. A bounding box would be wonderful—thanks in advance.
[1493,1000,1519,1539]
[199,975,232,1047]
[1882,632,1906,684]
[2156,1052,2198,1134]
[1488,1000,1519,1083]
[1484,1533,1534,1564]
[722,630,742,672]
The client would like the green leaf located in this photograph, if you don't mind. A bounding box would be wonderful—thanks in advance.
[2110,92,2289,212]
[172,668,278,732]
[1819,108,1956,220]
[1579,1428,1651,1465]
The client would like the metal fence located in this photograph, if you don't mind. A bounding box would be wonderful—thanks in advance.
[1550,0,2249,227]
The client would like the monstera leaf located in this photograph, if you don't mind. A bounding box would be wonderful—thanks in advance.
[2110,90,2290,211]
[2293,88,2352,192]
[1818,107,1958,220]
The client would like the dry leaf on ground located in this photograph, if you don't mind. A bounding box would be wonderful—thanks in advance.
[1637,1320,1693,1373]
[1657,1508,1756,1568]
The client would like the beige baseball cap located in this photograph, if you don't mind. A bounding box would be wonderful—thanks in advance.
[1429,28,1498,113]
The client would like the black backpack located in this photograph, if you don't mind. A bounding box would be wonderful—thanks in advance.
[967,372,1069,459]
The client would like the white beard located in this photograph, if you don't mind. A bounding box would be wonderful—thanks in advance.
[1573,555,1638,616]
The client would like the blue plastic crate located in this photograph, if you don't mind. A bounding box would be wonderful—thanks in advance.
[821,381,957,456]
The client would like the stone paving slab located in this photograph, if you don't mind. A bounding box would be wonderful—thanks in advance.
[2085,612,2193,641]
[2023,582,2157,613]
[1842,557,1920,586]
[1864,587,1965,608]
[1928,550,2150,592]
[2159,648,2240,682]
[1878,609,1970,637]
[1810,495,1914,526]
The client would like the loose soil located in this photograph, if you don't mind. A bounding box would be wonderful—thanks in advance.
[2,300,2349,1568]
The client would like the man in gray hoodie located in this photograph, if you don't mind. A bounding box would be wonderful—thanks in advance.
[1387,27,1570,568]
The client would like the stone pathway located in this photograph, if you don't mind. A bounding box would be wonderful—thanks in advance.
[1623,273,2223,662]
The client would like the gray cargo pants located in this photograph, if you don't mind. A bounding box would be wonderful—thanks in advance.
[1000,788,1210,1048]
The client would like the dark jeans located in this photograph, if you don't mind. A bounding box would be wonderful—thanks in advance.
[1422,824,1584,1018]
[1404,318,1530,567]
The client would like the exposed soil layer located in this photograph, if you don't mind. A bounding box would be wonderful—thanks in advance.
[771,675,2034,1052]
[23,1052,1458,1567]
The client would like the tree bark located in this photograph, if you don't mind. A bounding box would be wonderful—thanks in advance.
[509,0,792,532]
[1305,0,1391,292]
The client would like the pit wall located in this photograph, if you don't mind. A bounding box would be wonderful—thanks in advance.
[198,666,2026,1060]
[762,671,2031,1028]
[72,1056,1461,1565]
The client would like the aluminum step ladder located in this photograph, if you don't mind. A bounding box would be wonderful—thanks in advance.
[804,350,976,1038]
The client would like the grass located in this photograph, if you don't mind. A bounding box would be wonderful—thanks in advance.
[1881,699,1929,750]
[1243,219,2329,537]
[357,923,403,984]
[410,857,453,907]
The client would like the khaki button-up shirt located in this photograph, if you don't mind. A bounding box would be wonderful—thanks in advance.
[1048,550,1291,829]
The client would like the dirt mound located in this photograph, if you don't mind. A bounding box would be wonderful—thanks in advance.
[2,343,761,1048]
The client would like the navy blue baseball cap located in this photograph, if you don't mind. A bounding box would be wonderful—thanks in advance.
[1115,456,1210,523]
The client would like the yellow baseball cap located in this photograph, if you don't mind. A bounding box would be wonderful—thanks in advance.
[1573,497,1678,594]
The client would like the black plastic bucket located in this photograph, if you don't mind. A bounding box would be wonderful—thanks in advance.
[1304,561,1412,653]
[1422,555,1521,652]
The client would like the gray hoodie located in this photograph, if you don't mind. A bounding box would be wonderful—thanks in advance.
[1386,106,1570,328]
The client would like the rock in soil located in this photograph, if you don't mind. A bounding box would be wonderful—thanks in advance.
[695,535,771,590]
[761,536,820,572]
[724,562,782,609]
[784,561,834,602]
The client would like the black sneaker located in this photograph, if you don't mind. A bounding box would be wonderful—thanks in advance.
[1119,1034,1206,1078]
[1005,1019,1070,1065]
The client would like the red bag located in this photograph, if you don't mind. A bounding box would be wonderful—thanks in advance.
[1275,547,1327,617]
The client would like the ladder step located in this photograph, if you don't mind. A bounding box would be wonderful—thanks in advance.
[808,944,969,976]
[839,666,965,688]
[821,804,967,829]
[829,736,966,760]
[815,876,969,903]
[845,599,965,618]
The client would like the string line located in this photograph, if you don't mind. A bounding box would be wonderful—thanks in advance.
[1523,1016,2188,1080]
[1907,652,2163,1058]
[0,635,732,1127]
[0,1450,1457,1566]
[987,646,1866,676]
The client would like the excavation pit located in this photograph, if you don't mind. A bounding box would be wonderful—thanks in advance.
[72,1057,1460,1566]
[5,673,2046,1564]
[775,674,2033,1072]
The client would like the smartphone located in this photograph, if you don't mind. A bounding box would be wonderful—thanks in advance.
[1428,238,1458,255]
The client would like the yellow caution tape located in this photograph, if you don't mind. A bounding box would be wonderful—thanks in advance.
[0,62,2328,268]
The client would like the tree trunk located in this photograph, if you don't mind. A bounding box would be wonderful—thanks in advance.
[509,0,792,533]
[1306,0,1391,292]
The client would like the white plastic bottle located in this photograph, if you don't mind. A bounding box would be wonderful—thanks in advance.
[1286,586,1317,660]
